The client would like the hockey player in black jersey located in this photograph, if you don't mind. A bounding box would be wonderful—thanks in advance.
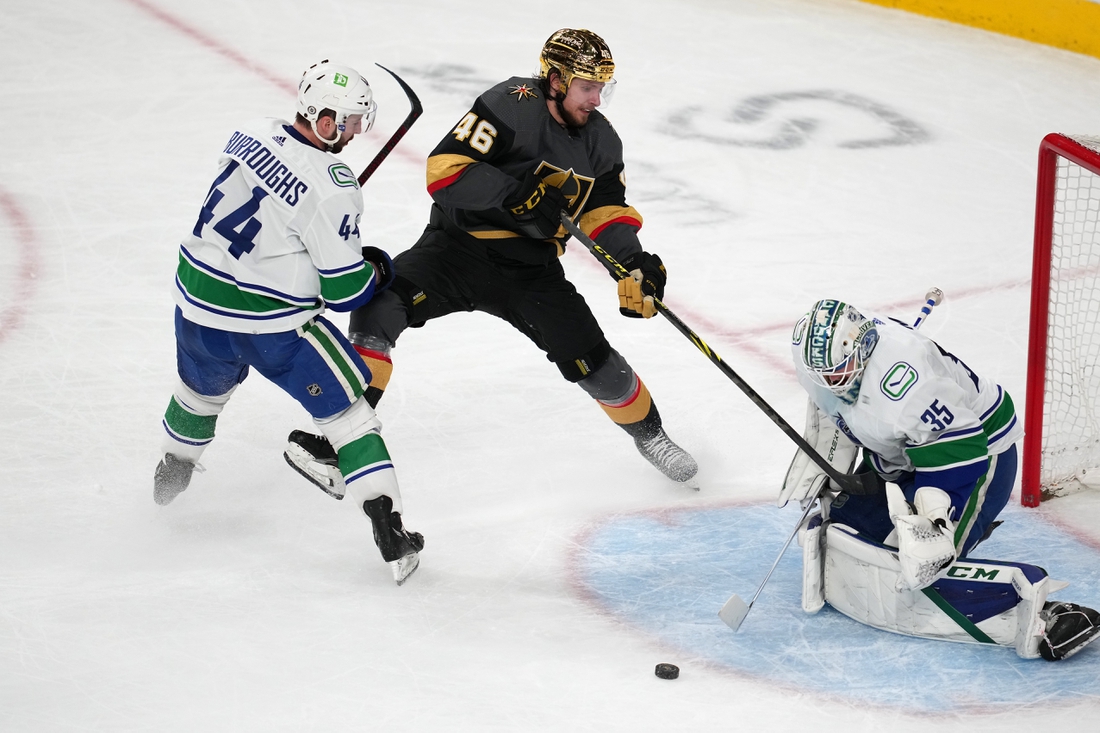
[284,29,698,494]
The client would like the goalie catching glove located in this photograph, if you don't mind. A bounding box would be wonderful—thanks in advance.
[886,484,957,591]
[779,399,860,508]
[618,251,666,319]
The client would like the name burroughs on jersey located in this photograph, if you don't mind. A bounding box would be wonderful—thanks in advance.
[222,131,310,206]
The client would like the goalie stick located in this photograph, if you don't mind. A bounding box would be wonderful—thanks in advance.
[718,288,944,632]
[560,212,880,496]
[357,64,423,186]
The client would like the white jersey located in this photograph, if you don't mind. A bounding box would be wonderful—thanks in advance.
[174,117,376,334]
[794,316,1022,485]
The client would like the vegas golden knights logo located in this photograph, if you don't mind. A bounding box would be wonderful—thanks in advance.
[533,162,594,218]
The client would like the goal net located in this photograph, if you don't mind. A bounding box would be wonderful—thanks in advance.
[1022,133,1100,506]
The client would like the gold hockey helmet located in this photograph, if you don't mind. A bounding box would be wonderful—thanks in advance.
[538,29,615,92]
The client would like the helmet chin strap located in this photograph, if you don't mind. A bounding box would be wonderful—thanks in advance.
[549,76,580,133]
[311,117,341,150]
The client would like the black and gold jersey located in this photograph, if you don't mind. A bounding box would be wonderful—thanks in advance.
[425,76,644,265]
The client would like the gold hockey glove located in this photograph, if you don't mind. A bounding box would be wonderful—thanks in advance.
[617,251,666,319]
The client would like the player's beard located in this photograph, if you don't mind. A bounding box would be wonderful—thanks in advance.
[562,106,591,128]
[554,96,590,129]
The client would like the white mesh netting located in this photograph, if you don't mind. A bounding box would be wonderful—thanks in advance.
[1042,134,1100,494]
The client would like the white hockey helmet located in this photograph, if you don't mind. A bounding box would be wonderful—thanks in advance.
[297,60,377,145]
[793,299,879,404]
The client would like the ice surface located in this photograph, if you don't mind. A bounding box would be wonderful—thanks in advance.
[3,0,1100,730]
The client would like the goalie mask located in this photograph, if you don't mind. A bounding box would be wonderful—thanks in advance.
[539,28,616,104]
[297,60,378,147]
[793,299,879,404]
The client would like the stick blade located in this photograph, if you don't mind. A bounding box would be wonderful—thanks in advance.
[718,594,751,631]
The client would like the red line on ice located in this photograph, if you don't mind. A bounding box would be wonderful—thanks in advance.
[0,186,41,345]
[121,0,422,165]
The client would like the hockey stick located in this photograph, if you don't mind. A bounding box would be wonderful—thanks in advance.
[357,64,423,186]
[718,482,826,631]
[717,289,944,632]
[912,288,943,330]
[560,212,880,496]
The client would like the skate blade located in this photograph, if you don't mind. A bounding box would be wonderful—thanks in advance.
[283,445,345,499]
[718,594,750,631]
[681,475,701,491]
[391,552,420,586]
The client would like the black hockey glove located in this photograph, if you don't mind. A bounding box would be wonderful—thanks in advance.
[362,246,396,293]
[503,171,567,240]
[617,251,666,319]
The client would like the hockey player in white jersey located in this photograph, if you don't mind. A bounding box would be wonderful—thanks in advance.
[783,298,1099,660]
[154,60,423,584]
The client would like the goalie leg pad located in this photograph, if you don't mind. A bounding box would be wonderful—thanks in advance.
[799,512,826,613]
[821,523,1057,657]
[779,398,860,508]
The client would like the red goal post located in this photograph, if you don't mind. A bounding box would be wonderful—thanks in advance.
[1022,133,1100,506]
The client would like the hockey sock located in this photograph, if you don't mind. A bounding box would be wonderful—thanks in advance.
[337,431,402,513]
[354,345,393,409]
[598,378,658,438]
[161,393,219,463]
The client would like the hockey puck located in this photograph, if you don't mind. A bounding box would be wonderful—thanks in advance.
[654,663,679,680]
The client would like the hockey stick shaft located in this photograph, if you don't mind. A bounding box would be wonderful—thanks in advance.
[748,495,818,606]
[719,289,946,632]
[357,64,423,186]
[718,483,825,631]
[559,213,878,496]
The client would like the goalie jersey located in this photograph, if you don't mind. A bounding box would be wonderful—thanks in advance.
[425,76,644,266]
[174,118,379,334]
[794,316,1023,512]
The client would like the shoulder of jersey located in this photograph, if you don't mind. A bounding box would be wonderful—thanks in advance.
[269,119,361,194]
[587,109,616,137]
[481,77,545,123]
[485,76,543,104]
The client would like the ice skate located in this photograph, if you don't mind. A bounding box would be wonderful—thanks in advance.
[283,430,345,499]
[153,453,197,506]
[635,429,699,488]
[1039,601,1100,660]
[362,495,424,585]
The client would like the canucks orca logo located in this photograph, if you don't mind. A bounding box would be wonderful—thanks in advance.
[791,315,808,345]
[328,163,358,188]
